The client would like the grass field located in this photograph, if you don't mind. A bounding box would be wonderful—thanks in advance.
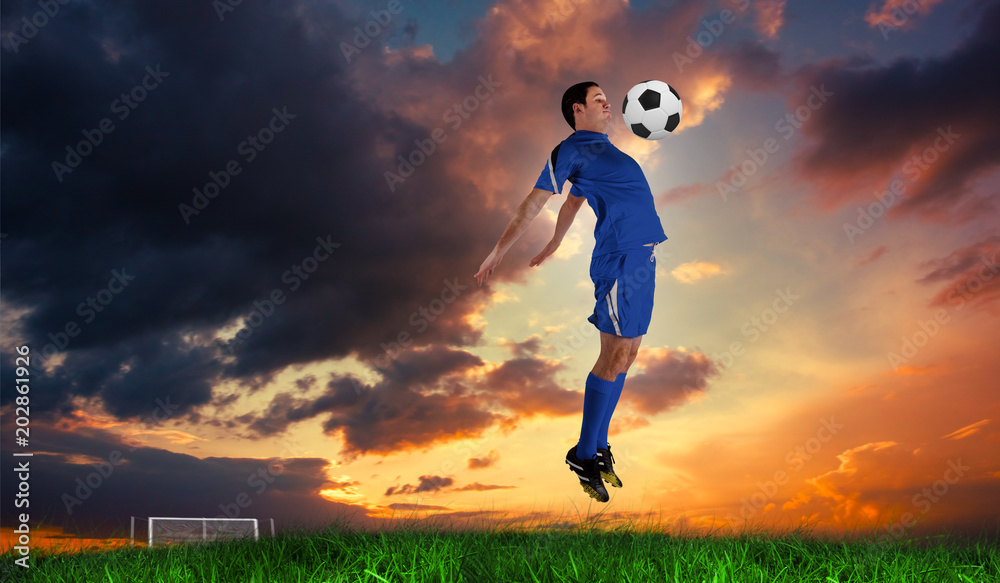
[1,508,997,582]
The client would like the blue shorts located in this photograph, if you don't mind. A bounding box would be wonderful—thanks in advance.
[587,243,658,337]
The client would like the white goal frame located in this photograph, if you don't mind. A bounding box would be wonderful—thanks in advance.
[131,516,275,548]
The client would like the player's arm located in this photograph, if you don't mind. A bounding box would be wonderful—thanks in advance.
[551,192,585,244]
[493,187,550,255]
[476,188,551,286]
[529,192,583,267]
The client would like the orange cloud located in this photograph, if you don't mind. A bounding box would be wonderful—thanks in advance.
[755,0,787,39]
[468,449,501,469]
[671,261,726,283]
[942,419,991,440]
[385,474,454,496]
[864,0,947,30]
[804,441,900,523]
[891,364,943,376]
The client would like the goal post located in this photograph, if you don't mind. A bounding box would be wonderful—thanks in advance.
[133,517,264,548]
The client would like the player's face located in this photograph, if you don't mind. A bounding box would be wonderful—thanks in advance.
[577,86,612,131]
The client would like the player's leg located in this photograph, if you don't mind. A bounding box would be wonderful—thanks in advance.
[592,333,638,488]
[596,245,654,471]
[577,331,629,460]
[622,334,643,373]
[596,333,638,453]
[591,330,632,381]
[597,334,641,446]
[570,251,630,500]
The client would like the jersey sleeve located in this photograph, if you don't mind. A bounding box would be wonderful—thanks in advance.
[533,141,580,195]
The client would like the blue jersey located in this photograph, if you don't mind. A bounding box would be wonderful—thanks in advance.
[534,130,667,256]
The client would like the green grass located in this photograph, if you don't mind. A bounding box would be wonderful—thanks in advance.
[2,506,997,583]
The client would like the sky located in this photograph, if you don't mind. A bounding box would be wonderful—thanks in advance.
[1,0,999,555]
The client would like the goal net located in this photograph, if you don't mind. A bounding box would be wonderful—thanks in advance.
[138,517,261,548]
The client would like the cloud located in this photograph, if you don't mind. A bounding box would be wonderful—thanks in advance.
[720,40,785,91]
[656,182,715,206]
[620,347,719,416]
[805,441,900,522]
[467,449,500,469]
[502,335,542,358]
[942,419,991,440]
[671,261,726,284]
[892,364,942,376]
[797,437,998,538]
[480,356,580,418]
[321,477,362,490]
[754,0,787,39]
[1,0,497,425]
[383,503,450,511]
[788,1,1000,221]
[385,475,454,496]
[917,235,1000,312]
[241,346,501,458]
[864,0,947,30]
[236,344,594,458]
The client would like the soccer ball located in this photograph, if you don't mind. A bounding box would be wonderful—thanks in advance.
[622,80,682,140]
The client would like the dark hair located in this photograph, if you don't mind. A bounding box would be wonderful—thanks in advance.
[561,81,599,130]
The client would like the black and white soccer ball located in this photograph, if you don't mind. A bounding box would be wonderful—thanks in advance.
[622,80,682,140]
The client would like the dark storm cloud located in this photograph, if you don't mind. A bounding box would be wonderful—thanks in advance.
[241,346,503,458]
[788,1,1000,219]
[0,0,501,422]
[234,337,720,457]
[295,375,318,391]
[377,343,484,385]
[41,330,218,420]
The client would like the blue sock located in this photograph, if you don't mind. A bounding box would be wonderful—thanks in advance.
[597,373,625,451]
[577,372,615,462]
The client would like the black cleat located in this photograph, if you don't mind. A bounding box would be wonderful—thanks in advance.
[565,446,609,502]
[596,444,622,488]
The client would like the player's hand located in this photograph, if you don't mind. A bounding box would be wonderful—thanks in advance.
[529,239,560,267]
[475,250,503,286]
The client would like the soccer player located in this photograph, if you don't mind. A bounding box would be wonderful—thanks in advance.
[474,82,668,502]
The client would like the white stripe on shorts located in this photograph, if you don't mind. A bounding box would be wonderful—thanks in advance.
[605,279,621,335]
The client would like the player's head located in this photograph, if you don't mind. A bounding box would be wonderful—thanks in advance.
[561,82,611,132]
